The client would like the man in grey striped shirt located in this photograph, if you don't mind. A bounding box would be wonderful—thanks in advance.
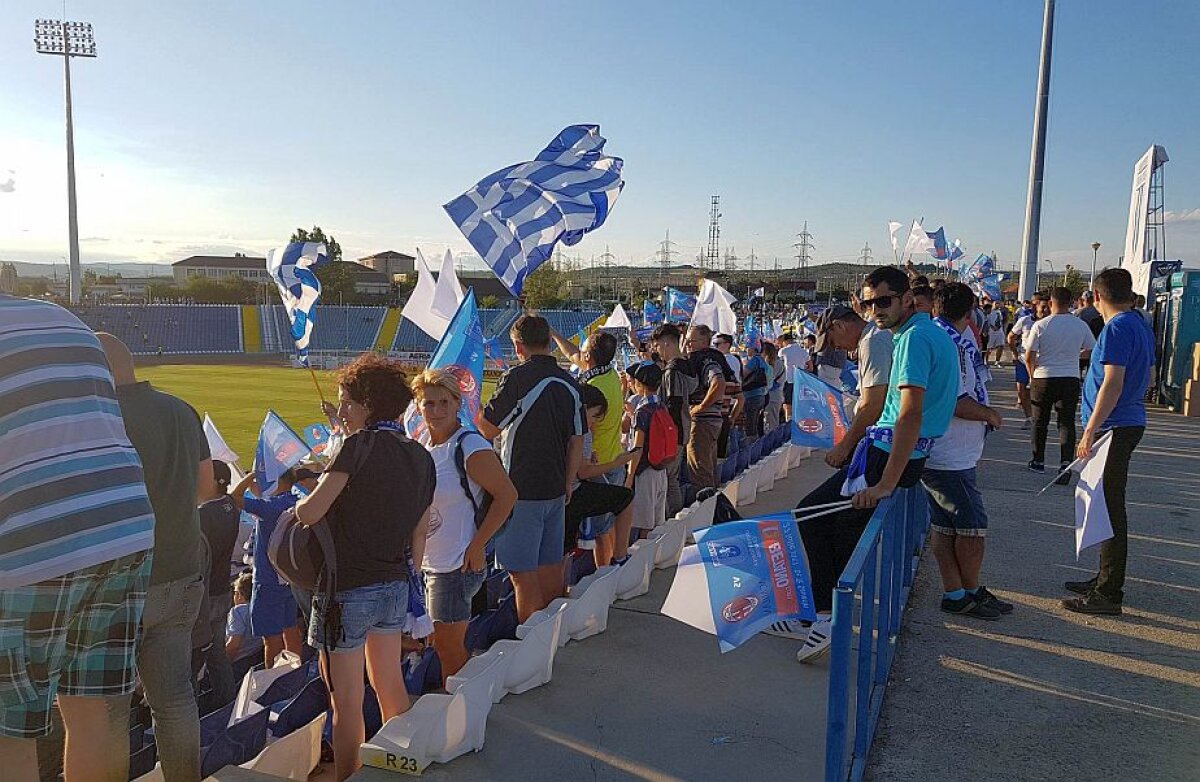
[0,296,156,781]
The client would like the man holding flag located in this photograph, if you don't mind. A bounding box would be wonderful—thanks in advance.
[781,267,959,662]
[1061,268,1154,616]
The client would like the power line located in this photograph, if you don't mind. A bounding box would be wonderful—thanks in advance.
[793,221,815,271]
[706,195,721,271]
[657,230,677,287]
[858,242,873,267]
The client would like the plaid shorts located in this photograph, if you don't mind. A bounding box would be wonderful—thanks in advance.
[0,550,151,739]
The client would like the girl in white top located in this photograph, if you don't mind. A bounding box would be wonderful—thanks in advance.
[411,369,517,682]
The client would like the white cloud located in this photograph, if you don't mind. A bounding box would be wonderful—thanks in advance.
[1164,208,1200,223]
[0,177,14,193]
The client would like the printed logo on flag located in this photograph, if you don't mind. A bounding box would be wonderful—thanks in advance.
[790,369,851,449]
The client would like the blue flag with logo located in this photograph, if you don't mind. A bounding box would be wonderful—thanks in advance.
[840,361,860,396]
[694,512,818,653]
[254,410,312,497]
[925,227,948,260]
[665,287,698,322]
[643,298,664,326]
[790,368,851,449]
[404,288,485,442]
[742,314,761,350]
[302,422,332,459]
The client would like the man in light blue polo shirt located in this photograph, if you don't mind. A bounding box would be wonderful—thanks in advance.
[777,266,958,662]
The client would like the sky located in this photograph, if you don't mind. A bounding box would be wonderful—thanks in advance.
[2,0,1198,278]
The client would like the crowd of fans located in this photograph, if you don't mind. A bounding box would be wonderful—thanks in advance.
[0,264,1155,779]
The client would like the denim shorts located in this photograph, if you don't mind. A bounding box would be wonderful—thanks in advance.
[309,580,409,653]
[249,583,298,637]
[922,468,988,537]
[423,569,485,624]
[495,497,566,572]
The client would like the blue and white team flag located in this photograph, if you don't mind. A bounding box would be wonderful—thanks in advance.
[965,254,1002,301]
[664,287,698,322]
[443,124,624,296]
[404,288,485,442]
[266,242,329,365]
[790,368,851,449]
[483,335,509,370]
[203,413,240,465]
[662,512,818,653]
[302,422,333,459]
[926,227,948,260]
[643,298,664,326]
[254,410,312,497]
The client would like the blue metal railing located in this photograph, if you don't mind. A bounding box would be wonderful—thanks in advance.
[825,487,931,782]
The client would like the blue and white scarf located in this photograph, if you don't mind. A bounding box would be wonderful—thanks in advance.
[840,426,938,497]
[933,316,990,406]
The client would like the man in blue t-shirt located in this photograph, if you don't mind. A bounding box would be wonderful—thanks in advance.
[1062,268,1155,616]
[778,266,960,662]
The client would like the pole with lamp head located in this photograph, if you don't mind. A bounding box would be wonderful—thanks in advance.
[1090,241,1101,290]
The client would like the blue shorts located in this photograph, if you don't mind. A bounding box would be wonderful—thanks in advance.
[309,580,409,652]
[496,497,566,572]
[423,569,485,624]
[249,583,298,636]
[577,468,625,547]
[922,468,988,537]
[1015,360,1030,385]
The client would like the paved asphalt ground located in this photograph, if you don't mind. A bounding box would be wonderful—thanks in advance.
[868,368,1200,782]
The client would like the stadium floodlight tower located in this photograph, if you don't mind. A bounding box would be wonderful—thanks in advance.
[34,18,97,306]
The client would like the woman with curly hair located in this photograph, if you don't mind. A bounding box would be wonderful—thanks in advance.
[296,354,436,781]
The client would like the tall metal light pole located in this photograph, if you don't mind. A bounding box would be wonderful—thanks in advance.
[1089,241,1101,289]
[1017,0,1055,302]
[34,19,97,306]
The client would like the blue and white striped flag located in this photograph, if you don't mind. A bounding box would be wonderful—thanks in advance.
[266,242,329,365]
[443,124,624,296]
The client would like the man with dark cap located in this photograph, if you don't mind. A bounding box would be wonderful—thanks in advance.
[810,305,894,469]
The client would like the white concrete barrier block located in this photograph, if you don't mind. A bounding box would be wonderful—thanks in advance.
[651,520,687,568]
[241,713,325,780]
[446,645,512,704]
[614,539,655,600]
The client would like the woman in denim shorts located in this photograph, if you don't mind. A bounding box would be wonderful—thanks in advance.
[411,369,517,683]
[297,355,436,781]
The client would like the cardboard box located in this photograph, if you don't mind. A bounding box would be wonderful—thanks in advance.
[1193,342,1200,381]
[1185,395,1200,418]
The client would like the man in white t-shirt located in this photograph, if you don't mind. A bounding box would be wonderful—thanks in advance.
[923,283,1009,619]
[1025,286,1097,480]
[1008,292,1049,430]
[778,332,809,421]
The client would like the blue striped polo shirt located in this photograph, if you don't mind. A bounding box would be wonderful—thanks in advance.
[0,295,155,588]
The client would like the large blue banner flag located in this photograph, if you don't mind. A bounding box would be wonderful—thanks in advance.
[254,410,312,496]
[405,288,485,441]
[694,512,818,652]
[790,368,851,449]
[266,242,329,365]
[925,227,948,260]
[443,125,624,296]
[664,287,698,322]
[643,298,664,326]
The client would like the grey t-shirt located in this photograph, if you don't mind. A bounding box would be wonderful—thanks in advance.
[857,323,894,390]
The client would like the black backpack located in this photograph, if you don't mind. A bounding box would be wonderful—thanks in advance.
[451,428,493,529]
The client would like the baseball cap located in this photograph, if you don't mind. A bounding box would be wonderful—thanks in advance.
[627,361,663,389]
[813,305,856,353]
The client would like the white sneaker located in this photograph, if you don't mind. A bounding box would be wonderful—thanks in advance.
[796,620,833,663]
[763,619,809,640]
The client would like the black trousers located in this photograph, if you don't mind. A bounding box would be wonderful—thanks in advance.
[796,445,926,613]
[1030,376,1081,465]
[1094,426,1144,602]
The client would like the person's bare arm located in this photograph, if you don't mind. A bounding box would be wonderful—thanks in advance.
[549,328,582,364]
[826,383,886,468]
[1025,348,1038,376]
[225,635,243,660]
[196,458,213,504]
[955,395,1002,428]
[1079,364,1126,458]
[565,435,583,501]
[690,376,725,417]
[462,450,519,572]
[578,449,637,480]
[475,411,501,441]
[409,508,429,572]
[853,386,924,509]
[294,471,350,525]
[627,430,647,488]
[229,472,257,511]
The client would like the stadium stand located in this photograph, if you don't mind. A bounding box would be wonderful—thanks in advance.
[259,305,386,353]
[71,304,242,354]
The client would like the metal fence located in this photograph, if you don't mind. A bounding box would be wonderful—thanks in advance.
[825,486,931,782]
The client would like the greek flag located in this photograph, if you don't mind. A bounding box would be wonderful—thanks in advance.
[266,242,329,365]
[443,124,624,296]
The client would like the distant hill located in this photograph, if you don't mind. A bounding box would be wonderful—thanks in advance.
[3,261,174,279]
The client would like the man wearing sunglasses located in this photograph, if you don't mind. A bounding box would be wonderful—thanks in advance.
[779,266,959,663]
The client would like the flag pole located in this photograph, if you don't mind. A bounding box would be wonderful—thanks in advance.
[307,365,328,405]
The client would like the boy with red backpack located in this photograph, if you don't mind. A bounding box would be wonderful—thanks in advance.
[626,362,677,538]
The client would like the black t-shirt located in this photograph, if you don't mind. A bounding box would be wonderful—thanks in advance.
[662,358,698,445]
[198,495,239,597]
[483,354,586,501]
[326,429,436,591]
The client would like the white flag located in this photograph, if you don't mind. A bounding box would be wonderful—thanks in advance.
[660,545,717,634]
[887,220,903,255]
[753,286,766,298]
[401,248,463,341]
[603,302,632,330]
[203,414,239,464]
[689,278,737,335]
[902,220,934,258]
[1073,431,1115,558]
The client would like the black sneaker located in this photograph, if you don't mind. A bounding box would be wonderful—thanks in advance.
[974,586,1013,614]
[1027,459,1045,473]
[1062,592,1122,616]
[1054,462,1072,485]
[1063,578,1097,596]
[940,594,1001,620]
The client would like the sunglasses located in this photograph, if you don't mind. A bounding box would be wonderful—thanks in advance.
[860,295,896,310]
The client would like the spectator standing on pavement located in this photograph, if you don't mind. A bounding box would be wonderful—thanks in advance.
[924,284,1011,620]
[1062,269,1155,616]
[479,316,586,623]
[98,332,211,782]
[1009,293,1050,430]
[810,305,894,470]
[1025,287,1097,480]
[0,300,156,782]
[682,324,728,489]
[651,324,698,515]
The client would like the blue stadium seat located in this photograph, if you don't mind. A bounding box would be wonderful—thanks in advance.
[71,304,241,354]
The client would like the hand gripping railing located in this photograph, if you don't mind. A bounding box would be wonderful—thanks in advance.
[824,486,930,782]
